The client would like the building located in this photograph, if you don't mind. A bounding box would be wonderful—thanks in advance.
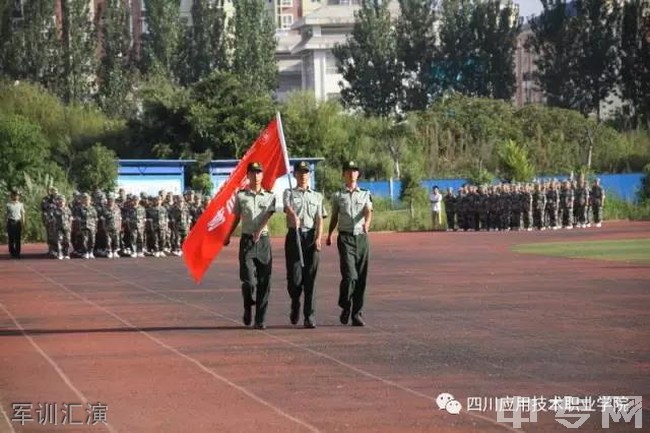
[513,23,545,107]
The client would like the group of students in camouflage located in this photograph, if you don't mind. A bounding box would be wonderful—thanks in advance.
[41,187,209,259]
[441,178,606,232]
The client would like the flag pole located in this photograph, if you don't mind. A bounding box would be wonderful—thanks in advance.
[276,112,304,268]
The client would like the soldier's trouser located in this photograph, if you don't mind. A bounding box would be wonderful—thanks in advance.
[479,212,488,231]
[458,211,466,230]
[47,224,58,253]
[337,232,369,318]
[57,229,71,256]
[446,210,456,230]
[548,206,558,227]
[561,206,573,227]
[7,220,22,257]
[574,204,587,225]
[152,227,166,252]
[522,210,532,229]
[466,212,475,231]
[80,229,95,253]
[511,211,521,229]
[593,204,603,223]
[239,234,272,325]
[43,217,53,252]
[500,211,510,230]
[285,229,320,320]
[95,224,107,252]
[106,229,121,253]
[533,210,543,229]
[171,228,187,250]
[126,227,145,252]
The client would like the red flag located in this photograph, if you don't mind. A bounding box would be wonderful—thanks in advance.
[182,117,289,283]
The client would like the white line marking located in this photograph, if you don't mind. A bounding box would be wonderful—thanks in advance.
[0,303,117,433]
[24,265,320,433]
[87,265,521,433]
[0,398,17,433]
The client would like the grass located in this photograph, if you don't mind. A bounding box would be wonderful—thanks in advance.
[512,239,650,263]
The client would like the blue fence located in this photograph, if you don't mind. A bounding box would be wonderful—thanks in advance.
[359,173,645,203]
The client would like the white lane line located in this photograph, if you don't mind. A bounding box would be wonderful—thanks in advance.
[0,303,117,433]
[24,265,320,433]
[87,265,522,433]
[0,398,17,433]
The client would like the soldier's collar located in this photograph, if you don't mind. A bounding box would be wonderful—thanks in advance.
[294,185,311,192]
[344,185,359,192]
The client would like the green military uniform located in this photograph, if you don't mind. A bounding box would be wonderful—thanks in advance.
[591,182,605,225]
[284,161,327,328]
[234,162,276,328]
[74,195,98,258]
[330,161,373,326]
[53,197,73,259]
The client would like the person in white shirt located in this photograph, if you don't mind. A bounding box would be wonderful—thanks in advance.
[429,186,443,231]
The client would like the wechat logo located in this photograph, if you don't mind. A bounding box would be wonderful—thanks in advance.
[437,393,462,415]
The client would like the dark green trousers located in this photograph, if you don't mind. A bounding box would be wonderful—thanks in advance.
[285,229,320,320]
[239,235,272,325]
[337,232,369,317]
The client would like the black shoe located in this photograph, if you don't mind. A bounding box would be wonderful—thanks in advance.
[304,318,316,329]
[253,322,266,330]
[340,308,350,325]
[243,307,252,326]
[351,314,365,327]
[290,304,300,325]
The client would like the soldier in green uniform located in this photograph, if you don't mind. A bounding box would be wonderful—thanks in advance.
[148,196,169,257]
[559,180,574,229]
[225,162,276,330]
[283,161,327,328]
[532,183,546,230]
[41,187,58,256]
[327,161,373,327]
[102,193,122,258]
[74,193,98,259]
[591,178,606,227]
[546,181,560,230]
[169,195,190,256]
[574,179,590,228]
[53,195,73,259]
[443,188,457,231]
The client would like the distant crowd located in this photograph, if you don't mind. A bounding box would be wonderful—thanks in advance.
[36,188,210,260]
[429,178,606,231]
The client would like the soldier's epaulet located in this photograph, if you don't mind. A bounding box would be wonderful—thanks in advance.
[359,188,369,192]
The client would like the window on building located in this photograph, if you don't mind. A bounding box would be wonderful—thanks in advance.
[280,14,293,29]
[280,0,292,6]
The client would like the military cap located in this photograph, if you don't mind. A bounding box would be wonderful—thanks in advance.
[294,161,311,172]
[247,162,263,172]
[342,160,360,171]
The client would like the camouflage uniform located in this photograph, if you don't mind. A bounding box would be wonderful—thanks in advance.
[532,184,547,230]
[574,182,590,227]
[102,198,123,257]
[53,197,73,258]
[546,183,560,229]
[148,200,168,256]
[559,182,574,228]
[591,181,605,225]
[499,186,511,231]
[521,185,533,231]
[443,189,457,231]
[169,197,190,254]
[74,197,98,257]
[126,197,146,256]
[41,191,58,254]
[477,187,488,231]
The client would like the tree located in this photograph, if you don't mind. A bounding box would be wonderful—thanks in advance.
[572,0,622,119]
[71,144,119,191]
[333,0,404,117]
[529,0,582,111]
[59,0,97,103]
[96,0,137,118]
[471,0,519,99]
[229,0,277,95]
[176,0,227,86]
[497,139,535,182]
[396,0,437,110]
[620,0,650,130]
[141,0,182,75]
[0,0,62,92]
[0,115,52,190]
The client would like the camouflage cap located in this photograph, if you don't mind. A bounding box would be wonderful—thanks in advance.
[342,160,359,171]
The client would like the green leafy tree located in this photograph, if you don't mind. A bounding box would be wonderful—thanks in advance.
[177,0,227,86]
[620,0,650,130]
[60,0,97,103]
[396,0,437,110]
[529,0,582,110]
[96,0,137,118]
[0,0,62,92]
[71,144,119,191]
[333,0,404,117]
[141,0,182,75]
[0,115,52,190]
[229,0,277,95]
[572,0,622,119]
[497,139,535,182]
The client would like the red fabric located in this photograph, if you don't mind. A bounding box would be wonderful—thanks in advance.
[182,119,287,283]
